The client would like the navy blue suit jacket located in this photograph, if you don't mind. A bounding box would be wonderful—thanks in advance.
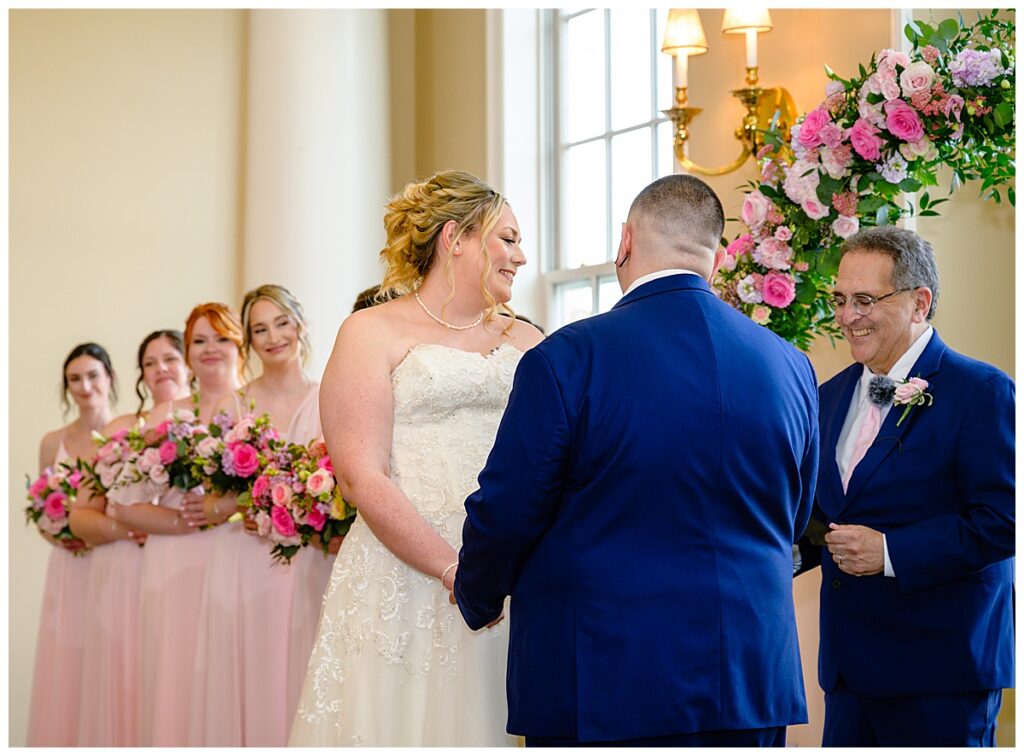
[455,274,820,741]
[800,331,1014,698]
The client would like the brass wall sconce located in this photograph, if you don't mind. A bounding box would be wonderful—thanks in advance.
[661,9,797,176]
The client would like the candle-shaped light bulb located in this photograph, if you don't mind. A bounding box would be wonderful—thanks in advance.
[746,29,757,68]
[673,53,689,89]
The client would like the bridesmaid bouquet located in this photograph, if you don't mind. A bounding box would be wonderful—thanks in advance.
[25,462,87,552]
[83,428,134,494]
[138,408,210,491]
[241,439,356,564]
[190,411,280,496]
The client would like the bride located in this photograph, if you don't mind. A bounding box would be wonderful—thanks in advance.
[289,171,543,746]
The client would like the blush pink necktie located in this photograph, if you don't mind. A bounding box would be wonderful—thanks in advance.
[842,402,881,492]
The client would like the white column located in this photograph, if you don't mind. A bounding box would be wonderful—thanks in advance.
[243,9,391,378]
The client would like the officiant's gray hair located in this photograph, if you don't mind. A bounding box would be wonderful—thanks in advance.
[840,227,940,320]
[628,174,724,255]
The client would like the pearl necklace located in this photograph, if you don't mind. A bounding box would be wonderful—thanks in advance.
[414,292,484,331]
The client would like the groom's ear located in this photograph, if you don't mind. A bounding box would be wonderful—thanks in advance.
[615,222,632,268]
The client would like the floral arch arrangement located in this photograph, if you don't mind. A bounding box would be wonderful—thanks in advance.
[714,11,1015,350]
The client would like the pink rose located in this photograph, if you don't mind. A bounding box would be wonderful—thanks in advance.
[251,475,270,500]
[46,472,64,490]
[271,482,292,507]
[196,436,221,459]
[43,491,67,520]
[231,443,260,478]
[762,272,797,308]
[774,226,792,242]
[740,190,771,228]
[306,469,335,497]
[818,123,844,149]
[111,429,130,443]
[67,469,84,490]
[153,420,172,437]
[801,197,830,220]
[881,78,901,101]
[750,305,772,325]
[899,137,938,163]
[797,108,832,149]
[28,475,49,499]
[224,415,255,444]
[848,118,883,161]
[894,382,923,403]
[783,159,820,205]
[158,440,178,465]
[907,377,929,391]
[900,62,935,98]
[726,233,755,257]
[884,99,924,143]
[270,505,297,538]
[831,215,860,239]
[137,447,162,473]
[305,506,327,532]
[149,464,169,486]
[317,455,333,473]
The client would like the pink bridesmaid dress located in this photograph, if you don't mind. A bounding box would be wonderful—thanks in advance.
[138,485,217,745]
[25,439,93,746]
[189,383,335,746]
[76,482,147,746]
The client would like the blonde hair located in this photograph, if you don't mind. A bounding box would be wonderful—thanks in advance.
[240,284,312,367]
[379,170,513,326]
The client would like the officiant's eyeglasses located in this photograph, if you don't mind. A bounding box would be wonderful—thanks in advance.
[830,288,913,317]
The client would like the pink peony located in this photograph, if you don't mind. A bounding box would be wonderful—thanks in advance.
[818,123,844,149]
[762,272,797,308]
[270,505,297,538]
[231,443,260,478]
[884,99,924,143]
[251,474,270,500]
[137,447,162,473]
[831,215,860,239]
[797,108,833,149]
[306,469,335,498]
[900,62,935,98]
[801,197,830,220]
[848,118,883,161]
[755,238,793,270]
[271,482,292,507]
[750,305,772,325]
[43,491,67,520]
[306,507,327,532]
[740,190,771,228]
[158,440,178,465]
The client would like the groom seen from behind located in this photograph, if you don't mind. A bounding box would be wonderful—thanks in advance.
[454,175,820,747]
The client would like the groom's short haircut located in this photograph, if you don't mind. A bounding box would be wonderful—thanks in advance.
[628,174,725,253]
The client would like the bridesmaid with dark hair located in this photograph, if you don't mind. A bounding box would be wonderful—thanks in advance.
[108,305,245,746]
[26,343,116,746]
[71,331,192,746]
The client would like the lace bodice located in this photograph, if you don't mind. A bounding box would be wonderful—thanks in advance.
[388,343,521,534]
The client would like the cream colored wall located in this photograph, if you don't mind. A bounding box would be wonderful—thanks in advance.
[9,9,247,745]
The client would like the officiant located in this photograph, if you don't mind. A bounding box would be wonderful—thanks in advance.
[796,226,1014,747]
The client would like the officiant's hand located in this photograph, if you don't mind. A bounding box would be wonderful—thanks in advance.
[825,523,884,576]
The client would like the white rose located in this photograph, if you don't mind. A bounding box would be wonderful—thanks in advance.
[149,464,170,486]
[172,408,197,424]
[137,447,161,473]
[831,215,860,239]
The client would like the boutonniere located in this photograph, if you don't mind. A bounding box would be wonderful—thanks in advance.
[867,375,933,427]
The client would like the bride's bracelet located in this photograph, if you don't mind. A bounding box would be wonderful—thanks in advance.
[440,561,458,588]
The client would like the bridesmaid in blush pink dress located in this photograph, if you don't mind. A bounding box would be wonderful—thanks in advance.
[188,284,336,746]
[69,332,192,746]
[25,343,115,746]
[104,311,244,746]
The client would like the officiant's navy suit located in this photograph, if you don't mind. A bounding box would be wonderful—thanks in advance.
[799,330,1014,745]
[455,273,820,743]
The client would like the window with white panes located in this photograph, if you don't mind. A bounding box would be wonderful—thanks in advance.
[548,8,677,329]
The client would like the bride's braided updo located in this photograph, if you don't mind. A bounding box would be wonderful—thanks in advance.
[379,171,512,324]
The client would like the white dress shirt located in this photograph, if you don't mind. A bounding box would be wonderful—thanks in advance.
[623,268,703,297]
[835,325,934,577]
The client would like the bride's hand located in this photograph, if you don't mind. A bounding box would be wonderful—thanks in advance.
[485,611,505,629]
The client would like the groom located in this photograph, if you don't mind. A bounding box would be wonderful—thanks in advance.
[454,175,820,746]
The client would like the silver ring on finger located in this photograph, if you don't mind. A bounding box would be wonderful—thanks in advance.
[837,555,843,566]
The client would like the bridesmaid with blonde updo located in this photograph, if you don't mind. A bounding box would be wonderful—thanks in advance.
[290,171,543,746]
[189,284,335,746]
[26,343,116,746]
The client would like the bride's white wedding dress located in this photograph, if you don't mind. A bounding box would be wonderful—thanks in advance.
[289,343,522,747]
